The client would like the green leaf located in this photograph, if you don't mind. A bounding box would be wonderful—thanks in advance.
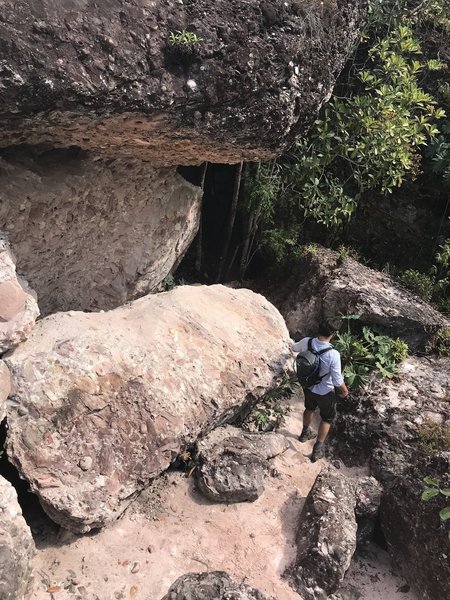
[421,488,440,501]
[423,476,440,487]
[439,506,450,521]
[440,489,450,497]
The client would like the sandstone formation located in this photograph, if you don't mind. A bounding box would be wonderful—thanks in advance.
[195,425,289,503]
[0,1,366,165]
[0,360,11,420]
[332,357,450,599]
[274,245,448,352]
[333,356,450,483]
[0,476,36,600]
[0,151,201,314]
[380,453,450,600]
[0,237,40,353]
[290,466,358,600]
[5,285,290,532]
[161,571,275,600]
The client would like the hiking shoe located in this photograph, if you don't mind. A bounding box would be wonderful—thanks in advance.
[310,444,325,463]
[298,428,316,442]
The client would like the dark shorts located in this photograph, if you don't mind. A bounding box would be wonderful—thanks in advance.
[304,389,337,423]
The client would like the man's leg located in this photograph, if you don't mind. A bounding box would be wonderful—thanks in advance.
[299,391,318,442]
[317,420,331,443]
[311,393,336,462]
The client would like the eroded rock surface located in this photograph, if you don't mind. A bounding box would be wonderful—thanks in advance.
[0,151,201,314]
[5,285,290,532]
[0,237,39,352]
[195,425,289,503]
[290,466,357,600]
[333,356,450,484]
[332,357,450,599]
[161,571,275,600]
[0,1,366,165]
[0,360,11,420]
[380,453,450,600]
[275,246,448,352]
[0,476,36,600]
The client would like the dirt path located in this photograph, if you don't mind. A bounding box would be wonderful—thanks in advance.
[29,397,417,600]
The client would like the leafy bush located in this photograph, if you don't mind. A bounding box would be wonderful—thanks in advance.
[421,476,450,538]
[168,30,203,46]
[426,326,450,356]
[398,269,435,300]
[334,316,409,389]
[240,375,297,432]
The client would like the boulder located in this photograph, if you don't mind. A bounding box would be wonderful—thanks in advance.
[161,571,275,600]
[195,425,289,503]
[332,356,450,485]
[380,453,450,600]
[0,152,201,315]
[0,237,39,353]
[5,285,290,532]
[0,1,366,165]
[275,246,448,352]
[0,360,11,420]
[290,466,357,600]
[354,476,382,547]
[0,476,36,600]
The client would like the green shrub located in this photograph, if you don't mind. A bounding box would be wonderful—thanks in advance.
[427,327,450,356]
[418,421,450,456]
[241,375,297,432]
[168,30,203,46]
[398,269,435,300]
[334,316,408,389]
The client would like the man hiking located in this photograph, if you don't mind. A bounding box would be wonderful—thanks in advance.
[291,319,349,462]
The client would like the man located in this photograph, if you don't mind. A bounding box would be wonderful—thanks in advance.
[291,320,349,462]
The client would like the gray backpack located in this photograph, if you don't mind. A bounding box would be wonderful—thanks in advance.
[294,338,331,388]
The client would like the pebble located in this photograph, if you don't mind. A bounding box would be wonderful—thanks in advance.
[79,456,93,471]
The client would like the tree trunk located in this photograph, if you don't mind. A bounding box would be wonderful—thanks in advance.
[216,161,243,283]
[195,162,208,273]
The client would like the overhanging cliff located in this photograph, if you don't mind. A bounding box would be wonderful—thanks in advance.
[0,0,366,165]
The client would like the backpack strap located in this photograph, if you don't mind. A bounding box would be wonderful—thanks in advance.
[308,337,332,356]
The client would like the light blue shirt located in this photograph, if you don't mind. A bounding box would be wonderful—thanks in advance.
[292,337,344,395]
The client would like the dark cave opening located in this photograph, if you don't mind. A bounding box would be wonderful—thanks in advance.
[0,418,59,541]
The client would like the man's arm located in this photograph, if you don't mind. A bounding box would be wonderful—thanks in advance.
[330,352,349,397]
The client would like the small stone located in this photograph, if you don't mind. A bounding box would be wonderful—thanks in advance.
[79,456,93,471]
[186,79,197,91]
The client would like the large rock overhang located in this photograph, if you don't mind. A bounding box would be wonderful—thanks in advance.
[0,0,367,165]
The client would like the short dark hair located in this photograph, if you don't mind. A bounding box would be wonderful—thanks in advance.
[318,318,341,337]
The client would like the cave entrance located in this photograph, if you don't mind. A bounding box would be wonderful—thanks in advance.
[0,418,59,543]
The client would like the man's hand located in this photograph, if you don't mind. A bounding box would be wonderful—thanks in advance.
[338,382,350,398]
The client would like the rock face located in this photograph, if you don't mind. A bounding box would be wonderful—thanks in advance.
[332,357,450,599]
[161,571,275,600]
[333,356,450,484]
[380,453,450,600]
[0,237,40,353]
[275,246,448,352]
[0,360,11,420]
[195,425,289,503]
[0,1,366,165]
[5,285,290,532]
[290,466,358,600]
[0,476,36,600]
[0,151,201,315]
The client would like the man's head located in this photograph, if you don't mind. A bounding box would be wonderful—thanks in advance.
[318,318,342,338]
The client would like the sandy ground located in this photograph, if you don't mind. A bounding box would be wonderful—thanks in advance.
[28,397,418,600]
